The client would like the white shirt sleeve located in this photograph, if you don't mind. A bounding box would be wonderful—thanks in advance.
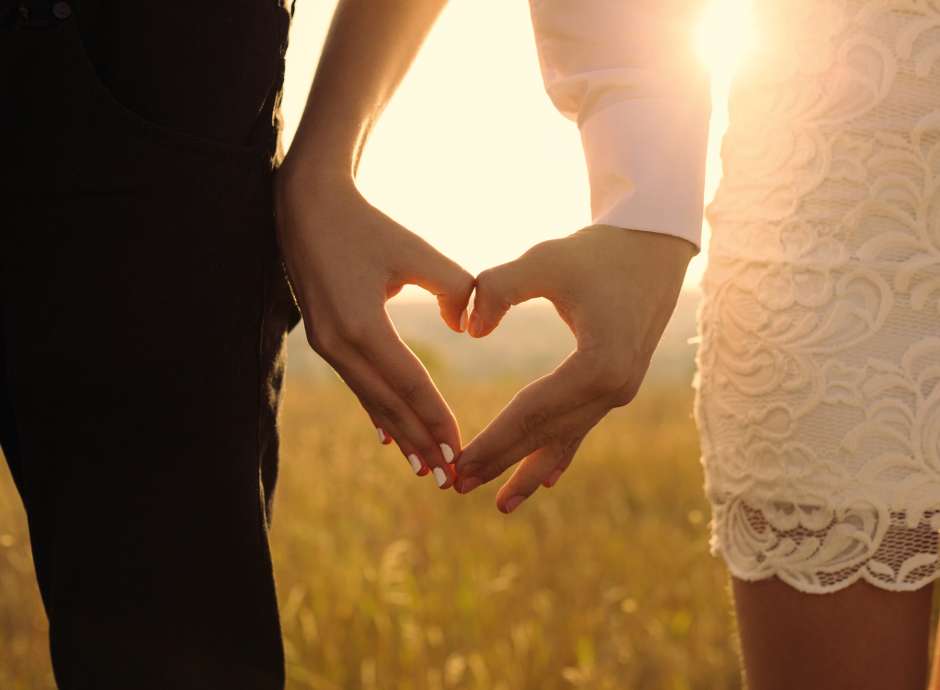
[528,0,712,250]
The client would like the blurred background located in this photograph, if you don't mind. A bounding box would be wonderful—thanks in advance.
[2,1,888,689]
[1,302,729,689]
[278,0,745,289]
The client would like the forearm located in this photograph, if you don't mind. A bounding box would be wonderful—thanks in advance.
[528,0,711,251]
[284,0,448,182]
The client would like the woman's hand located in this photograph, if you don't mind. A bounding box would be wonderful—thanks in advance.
[275,166,474,488]
[454,225,695,510]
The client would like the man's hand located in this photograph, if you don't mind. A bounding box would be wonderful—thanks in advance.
[454,225,695,510]
[276,166,474,487]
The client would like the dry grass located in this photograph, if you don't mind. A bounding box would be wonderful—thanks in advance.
[0,377,741,689]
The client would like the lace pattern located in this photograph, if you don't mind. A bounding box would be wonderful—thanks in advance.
[694,0,940,592]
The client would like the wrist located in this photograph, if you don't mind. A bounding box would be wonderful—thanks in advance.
[578,224,696,266]
[277,150,357,199]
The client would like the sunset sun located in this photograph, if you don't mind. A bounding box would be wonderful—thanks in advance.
[281,0,760,293]
[695,0,758,83]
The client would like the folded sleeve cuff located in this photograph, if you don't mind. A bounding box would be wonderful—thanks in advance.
[580,94,711,251]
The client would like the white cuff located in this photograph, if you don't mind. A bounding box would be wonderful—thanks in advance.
[580,94,711,251]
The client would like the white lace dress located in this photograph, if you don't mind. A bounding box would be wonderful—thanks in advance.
[694,0,940,593]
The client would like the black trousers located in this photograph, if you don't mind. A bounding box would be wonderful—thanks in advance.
[2,2,300,687]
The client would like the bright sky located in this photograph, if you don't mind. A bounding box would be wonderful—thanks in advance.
[280,0,754,297]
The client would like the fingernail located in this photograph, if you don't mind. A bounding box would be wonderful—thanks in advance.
[406,454,422,475]
[544,468,563,487]
[458,477,482,494]
[502,495,526,514]
[440,442,455,464]
[468,311,481,337]
[376,427,387,444]
[459,310,468,332]
[432,467,447,487]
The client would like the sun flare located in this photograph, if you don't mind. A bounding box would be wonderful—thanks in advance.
[281,1,764,295]
[695,0,758,85]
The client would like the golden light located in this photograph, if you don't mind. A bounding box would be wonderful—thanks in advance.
[281,1,764,295]
[695,0,758,84]
[686,0,758,288]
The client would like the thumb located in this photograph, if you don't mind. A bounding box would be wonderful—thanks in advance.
[397,232,475,333]
[469,240,562,338]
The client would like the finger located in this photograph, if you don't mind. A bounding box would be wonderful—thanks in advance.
[350,367,444,482]
[344,380,430,474]
[541,441,578,488]
[461,394,605,495]
[368,413,394,446]
[468,241,564,338]
[358,399,433,475]
[495,426,591,513]
[379,421,432,477]
[329,351,454,488]
[371,411,431,476]
[454,350,611,492]
[396,231,475,333]
[352,399,394,446]
[355,311,462,468]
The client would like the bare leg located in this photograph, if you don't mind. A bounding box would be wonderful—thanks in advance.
[929,624,940,690]
[731,576,934,690]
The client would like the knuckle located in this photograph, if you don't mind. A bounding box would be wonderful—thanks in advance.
[518,409,554,449]
[520,240,563,280]
[474,267,498,292]
[419,415,450,444]
[461,466,481,483]
[425,417,454,440]
[560,433,584,459]
[469,458,497,482]
[524,239,558,262]
[335,317,371,347]
[610,379,642,408]
[396,380,423,407]
[475,266,514,310]
[418,441,440,463]
[579,360,619,397]
[452,268,475,296]
[477,466,499,483]
[374,401,400,425]
[579,350,634,398]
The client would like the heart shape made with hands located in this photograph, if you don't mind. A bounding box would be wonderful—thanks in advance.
[449,225,693,513]
[395,225,691,514]
[275,177,693,513]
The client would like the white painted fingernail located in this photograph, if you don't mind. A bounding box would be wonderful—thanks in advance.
[433,467,447,487]
[440,443,455,464]
[376,427,386,443]
[407,454,422,475]
[459,310,468,332]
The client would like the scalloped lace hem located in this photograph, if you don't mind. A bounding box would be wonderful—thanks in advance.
[708,500,940,594]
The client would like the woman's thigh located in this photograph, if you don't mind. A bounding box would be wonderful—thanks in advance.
[731,575,934,690]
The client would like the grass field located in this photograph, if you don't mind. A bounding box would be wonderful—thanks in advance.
[5,297,940,689]
[0,371,742,689]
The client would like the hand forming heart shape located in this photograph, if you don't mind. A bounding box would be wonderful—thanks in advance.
[275,167,695,511]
